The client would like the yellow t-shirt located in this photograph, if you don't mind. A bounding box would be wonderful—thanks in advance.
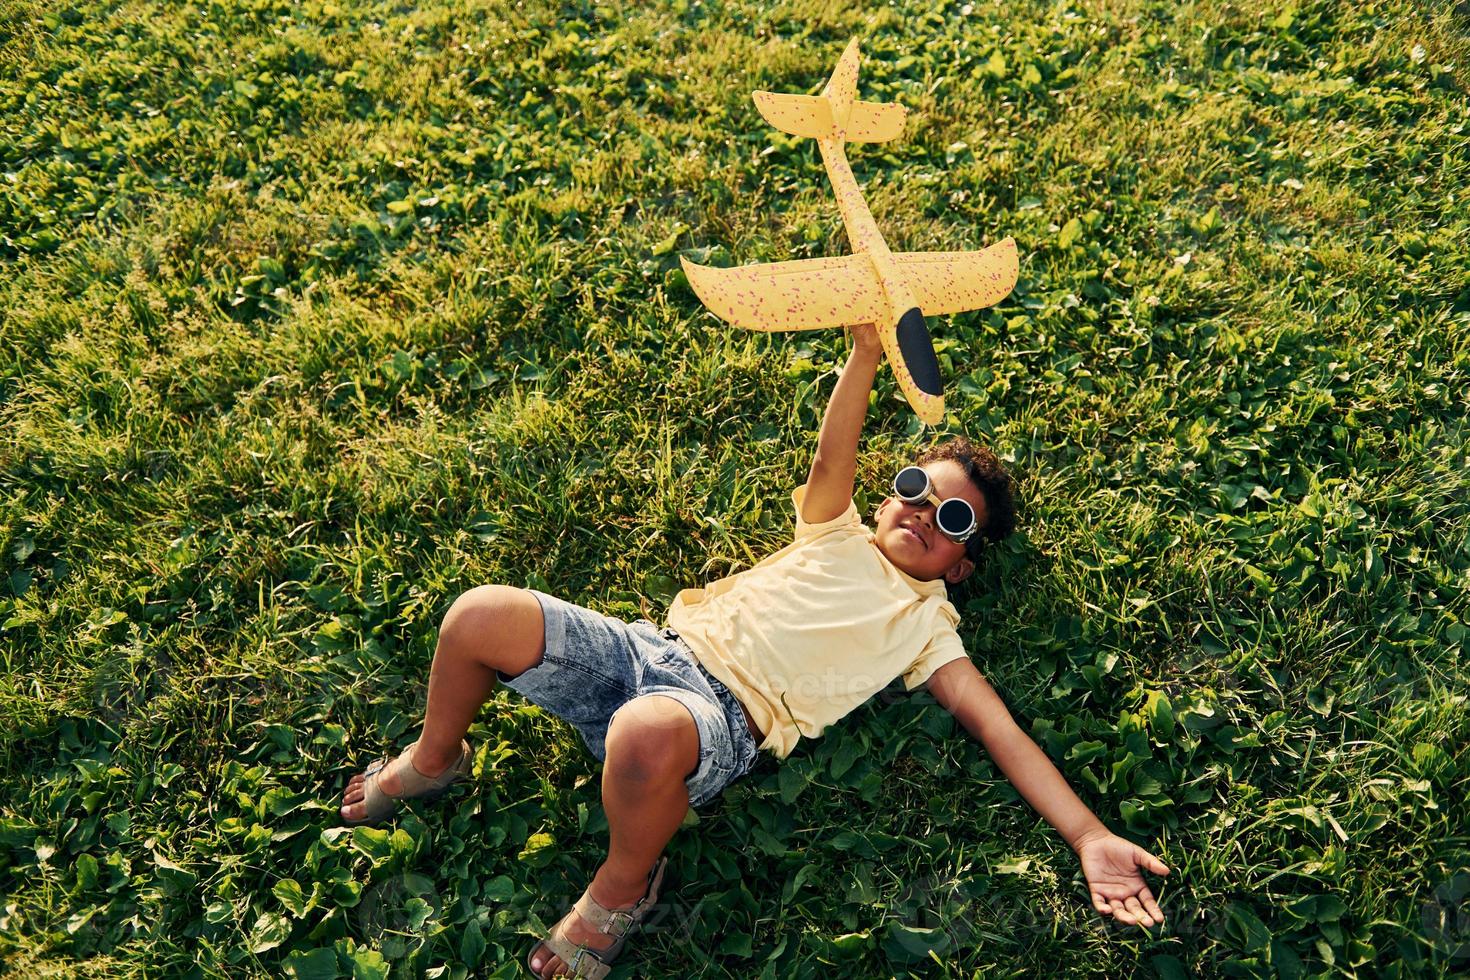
[666,484,969,758]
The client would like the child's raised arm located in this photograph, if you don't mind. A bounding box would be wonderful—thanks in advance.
[801,324,882,524]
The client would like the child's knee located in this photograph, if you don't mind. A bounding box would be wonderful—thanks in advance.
[439,585,545,672]
[605,696,700,783]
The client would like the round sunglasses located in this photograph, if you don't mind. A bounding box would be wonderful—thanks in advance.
[892,466,979,544]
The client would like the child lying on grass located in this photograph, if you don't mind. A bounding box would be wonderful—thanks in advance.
[336,324,1169,978]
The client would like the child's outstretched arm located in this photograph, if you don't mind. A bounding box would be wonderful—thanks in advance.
[801,324,882,524]
[925,657,1171,929]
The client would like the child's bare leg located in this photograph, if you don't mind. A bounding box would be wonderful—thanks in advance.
[340,585,545,822]
[595,694,700,894]
[416,585,546,766]
[530,694,699,978]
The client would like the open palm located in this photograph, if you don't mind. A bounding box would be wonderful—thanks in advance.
[1076,832,1170,928]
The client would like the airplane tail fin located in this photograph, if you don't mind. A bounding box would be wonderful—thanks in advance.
[751,38,906,143]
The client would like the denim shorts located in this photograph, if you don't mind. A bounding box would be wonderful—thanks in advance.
[495,590,761,807]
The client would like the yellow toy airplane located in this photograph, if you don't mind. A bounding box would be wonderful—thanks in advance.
[681,38,1019,425]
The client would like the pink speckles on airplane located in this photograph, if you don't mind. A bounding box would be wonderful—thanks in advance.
[680,38,1019,425]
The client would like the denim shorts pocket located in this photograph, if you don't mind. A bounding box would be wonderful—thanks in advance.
[736,734,760,778]
[649,645,685,667]
[651,630,693,666]
[687,753,734,808]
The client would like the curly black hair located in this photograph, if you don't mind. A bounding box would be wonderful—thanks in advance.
[915,435,1018,563]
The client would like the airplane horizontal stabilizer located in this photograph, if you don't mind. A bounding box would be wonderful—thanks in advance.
[680,253,890,331]
[845,100,907,142]
[894,238,1019,317]
[752,91,835,139]
[753,92,906,143]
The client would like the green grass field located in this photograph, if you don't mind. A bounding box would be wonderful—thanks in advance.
[2,0,1468,976]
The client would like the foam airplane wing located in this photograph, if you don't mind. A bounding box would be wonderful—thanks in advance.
[681,37,1019,425]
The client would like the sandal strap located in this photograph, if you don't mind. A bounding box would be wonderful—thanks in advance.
[534,935,613,980]
[530,858,669,978]
[565,944,613,979]
[359,739,471,820]
[394,739,473,795]
[571,857,667,938]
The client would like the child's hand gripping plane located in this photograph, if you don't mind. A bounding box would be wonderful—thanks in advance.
[680,37,1019,425]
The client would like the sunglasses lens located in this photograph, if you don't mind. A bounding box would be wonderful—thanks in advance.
[894,466,929,500]
[937,499,975,538]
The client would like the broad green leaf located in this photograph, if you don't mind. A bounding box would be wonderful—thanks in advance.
[262,787,309,819]
[403,896,434,932]
[829,737,863,780]
[517,832,556,867]
[717,932,753,957]
[461,919,487,967]
[996,856,1032,875]
[0,818,37,849]
[1067,740,1107,764]
[389,828,415,863]
[352,826,392,861]
[74,853,99,892]
[275,878,308,917]
[349,948,389,980]
[1223,902,1270,952]
[884,922,950,962]
[829,831,876,859]
[777,764,806,804]
[1058,218,1083,249]
[284,948,341,980]
[1144,692,1175,741]
[1151,954,1190,980]
[781,863,820,903]
[482,875,515,902]
[249,911,292,953]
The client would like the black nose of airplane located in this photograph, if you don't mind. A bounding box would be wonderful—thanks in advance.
[895,307,942,397]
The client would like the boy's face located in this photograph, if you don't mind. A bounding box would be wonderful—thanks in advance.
[873,459,985,585]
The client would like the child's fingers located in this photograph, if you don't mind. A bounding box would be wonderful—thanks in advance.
[1136,846,1170,876]
[1110,903,1140,926]
[1139,886,1165,923]
[1096,891,1134,924]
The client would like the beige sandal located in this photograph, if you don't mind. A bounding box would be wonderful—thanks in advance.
[341,738,473,827]
[527,857,669,979]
